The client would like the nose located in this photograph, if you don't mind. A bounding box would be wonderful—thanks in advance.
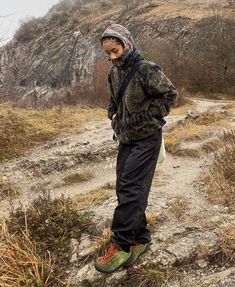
[109,53,117,60]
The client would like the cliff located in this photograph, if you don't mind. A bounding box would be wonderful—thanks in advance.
[0,0,234,107]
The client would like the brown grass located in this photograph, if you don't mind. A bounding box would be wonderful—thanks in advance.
[206,140,235,211]
[146,213,158,231]
[136,0,232,21]
[152,170,169,187]
[0,221,55,287]
[169,196,191,220]
[171,100,196,116]
[4,192,92,286]
[195,224,235,267]
[62,170,94,185]
[0,178,20,200]
[201,138,222,153]
[123,265,179,287]
[93,227,112,255]
[0,103,105,162]
[165,111,227,157]
[102,181,116,190]
[72,187,113,212]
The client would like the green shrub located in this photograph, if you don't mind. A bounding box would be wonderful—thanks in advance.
[14,16,43,42]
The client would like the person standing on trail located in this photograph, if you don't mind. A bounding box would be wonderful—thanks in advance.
[94,23,178,273]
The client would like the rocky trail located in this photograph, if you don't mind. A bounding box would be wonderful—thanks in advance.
[1,99,235,287]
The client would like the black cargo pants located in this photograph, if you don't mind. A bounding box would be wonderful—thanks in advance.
[110,127,162,250]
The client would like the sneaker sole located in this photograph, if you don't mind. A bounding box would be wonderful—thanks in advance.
[94,253,133,274]
[123,243,149,268]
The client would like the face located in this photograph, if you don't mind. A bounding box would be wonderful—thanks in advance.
[102,39,124,63]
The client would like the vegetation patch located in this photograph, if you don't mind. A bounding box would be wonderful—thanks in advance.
[102,181,116,190]
[0,103,105,162]
[165,111,227,157]
[168,196,191,220]
[93,227,112,256]
[0,221,56,287]
[201,129,235,153]
[14,16,43,42]
[206,140,235,211]
[3,192,93,286]
[121,265,178,287]
[63,170,94,185]
[72,187,113,212]
[146,213,158,231]
[0,178,20,200]
[171,96,196,116]
[195,225,235,267]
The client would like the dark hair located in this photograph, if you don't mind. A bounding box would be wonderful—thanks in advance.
[101,36,124,47]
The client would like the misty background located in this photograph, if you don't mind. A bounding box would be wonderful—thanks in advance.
[0,0,59,45]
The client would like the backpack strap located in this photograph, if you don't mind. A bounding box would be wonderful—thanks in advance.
[117,59,144,106]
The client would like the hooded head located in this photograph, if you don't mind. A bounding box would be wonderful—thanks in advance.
[101,24,139,67]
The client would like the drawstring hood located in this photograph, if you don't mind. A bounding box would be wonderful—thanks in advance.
[101,23,143,68]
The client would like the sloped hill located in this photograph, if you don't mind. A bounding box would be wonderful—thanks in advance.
[0,0,234,107]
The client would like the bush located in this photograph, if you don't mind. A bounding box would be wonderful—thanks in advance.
[49,11,70,27]
[206,129,235,211]
[4,192,94,286]
[68,59,110,108]
[14,16,43,43]
[139,16,235,97]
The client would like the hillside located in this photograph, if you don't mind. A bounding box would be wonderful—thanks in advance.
[0,98,234,286]
[0,0,234,107]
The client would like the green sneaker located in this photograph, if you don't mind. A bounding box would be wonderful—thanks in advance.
[123,243,149,267]
[94,243,132,273]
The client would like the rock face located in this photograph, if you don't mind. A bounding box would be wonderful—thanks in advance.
[0,0,197,107]
[0,0,234,106]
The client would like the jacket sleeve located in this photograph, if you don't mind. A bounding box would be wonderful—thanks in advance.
[107,67,118,120]
[140,63,178,118]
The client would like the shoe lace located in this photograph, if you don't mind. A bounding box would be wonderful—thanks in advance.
[99,244,117,264]
[133,243,140,250]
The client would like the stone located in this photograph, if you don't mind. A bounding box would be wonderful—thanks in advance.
[153,251,176,267]
[75,263,103,284]
[106,270,126,286]
[70,238,80,264]
[196,259,208,268]
[78,234,95,258]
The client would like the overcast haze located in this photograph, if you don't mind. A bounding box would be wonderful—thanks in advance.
[0,0,60,45]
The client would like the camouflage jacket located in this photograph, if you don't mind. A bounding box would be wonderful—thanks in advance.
[107,56,178,144]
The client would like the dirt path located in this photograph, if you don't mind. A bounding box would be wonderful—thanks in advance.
[0,98,234,286]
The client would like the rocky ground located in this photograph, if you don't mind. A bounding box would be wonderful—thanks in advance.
[0,98,234,286]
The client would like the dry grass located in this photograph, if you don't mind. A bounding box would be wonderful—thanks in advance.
[0,221,57,287]
[225,102,235,113]
[201,138,222,153]
[72,187,113,212]
[102,181,116,190]
[206,142,235,211]
[195,224,235,267]
[93,227,112,255]
[201,129,235,153]
[146,213,158,231]
[152,170,169,188]
[211,225,235,266]
[5,192,92,286]
[136,0,232,21]
[171,97,196,116]
[0,103,105,162]
[0,178,20,200]
[169,196,191,220]
[123,265,179,287]
[62,170,94,185]
[165,111,227,156]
